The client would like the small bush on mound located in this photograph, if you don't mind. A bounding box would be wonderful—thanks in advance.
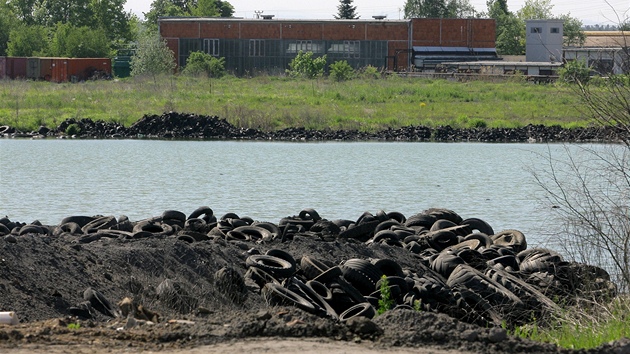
[181,51,226,78]
[287,51,327,79]
[329,60,355,82]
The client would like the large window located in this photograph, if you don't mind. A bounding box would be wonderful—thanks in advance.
[287,41,323,54]
[204,39,219,56]
[328,41,360,58]
[249,39,265,57]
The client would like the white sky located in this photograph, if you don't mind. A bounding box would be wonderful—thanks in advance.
[124,0,630,26]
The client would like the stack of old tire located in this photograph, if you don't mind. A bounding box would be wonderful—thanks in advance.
[242,207,617,328]
[0,206,617,328]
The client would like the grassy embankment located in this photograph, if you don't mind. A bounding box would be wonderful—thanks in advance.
[0,74,588,132]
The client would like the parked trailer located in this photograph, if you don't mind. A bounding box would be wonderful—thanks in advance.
[0,57,28,79]
[50,57,112,82]
[1,57,111,82]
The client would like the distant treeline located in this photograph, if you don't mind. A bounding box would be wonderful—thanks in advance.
[583,24,629,31]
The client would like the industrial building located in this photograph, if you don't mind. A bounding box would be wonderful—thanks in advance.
[564,31,630,75]
[158,17,497,75]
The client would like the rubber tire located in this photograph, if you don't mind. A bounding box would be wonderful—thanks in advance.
[246,254,296,279]
[261,282,317,313]
[338,302,376,321]
[462,218,495,236]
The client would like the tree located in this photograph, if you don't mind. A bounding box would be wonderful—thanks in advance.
[6,24,48,56]
[144,0,233,33]
[33,0,94,28]
[7,0,37,25]
[404,0,473,18]
[486,0,508,19]
[495,13,525,55]
[130,32,176,78]
[216,0,234,17]
[0,3,18,56]
[561,14,586,47]
[48,23,111,57]
[334,0,359,19]
[445,0,475,18]
[404,0,448,18]
[516,0,553,20]
[143,0,186,33]
[90,0,133,43]
[486,0,524,55]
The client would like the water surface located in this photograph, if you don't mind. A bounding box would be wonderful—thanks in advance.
[0,140,578,246]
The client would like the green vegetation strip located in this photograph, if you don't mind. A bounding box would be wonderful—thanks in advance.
[511,296,630,350]
[0,75,588,133]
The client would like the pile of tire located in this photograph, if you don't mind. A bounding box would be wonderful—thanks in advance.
[0,207,617,328]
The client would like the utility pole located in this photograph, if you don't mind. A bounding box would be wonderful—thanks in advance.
[254,10,263,19]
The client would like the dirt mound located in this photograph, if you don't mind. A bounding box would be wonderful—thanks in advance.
[0,207,625,353]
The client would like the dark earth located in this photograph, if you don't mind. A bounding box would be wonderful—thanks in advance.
[0,205,629,354]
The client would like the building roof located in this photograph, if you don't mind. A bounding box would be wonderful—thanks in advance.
[158,16,408,24]
[581,31,630,48]
[447,61,562,67]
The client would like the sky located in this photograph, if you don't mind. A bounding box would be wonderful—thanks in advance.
[123,0,630,26]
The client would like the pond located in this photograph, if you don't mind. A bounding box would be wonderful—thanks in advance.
[0,139,591,247]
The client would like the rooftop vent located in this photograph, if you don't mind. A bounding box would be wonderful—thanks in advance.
[261,14,275,20]
[372,15,387,20]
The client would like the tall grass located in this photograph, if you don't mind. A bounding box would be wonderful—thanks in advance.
[0,75,587,132]
[511,296,630,350]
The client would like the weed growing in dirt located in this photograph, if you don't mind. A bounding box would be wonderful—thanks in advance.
[377,276,394,315]
[67,322,81,329]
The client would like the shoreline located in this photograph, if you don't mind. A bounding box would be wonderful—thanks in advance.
[0,112,626,143]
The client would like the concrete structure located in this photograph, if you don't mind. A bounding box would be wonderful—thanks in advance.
[158,17,496,75]
[443,60,562,77]
[526,19,563,63]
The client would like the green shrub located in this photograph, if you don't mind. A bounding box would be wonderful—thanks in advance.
[470,118,487,128]
[287,51,327,79]
[65,123,80,136]
[329,60,355,82]
[377,275,394,315]
[181,51,226,78]
[559,60,591,84]
[359,65,381,79]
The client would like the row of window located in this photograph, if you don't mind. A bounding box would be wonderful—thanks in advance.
[200,39,362,58]
[530,27,560,34]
